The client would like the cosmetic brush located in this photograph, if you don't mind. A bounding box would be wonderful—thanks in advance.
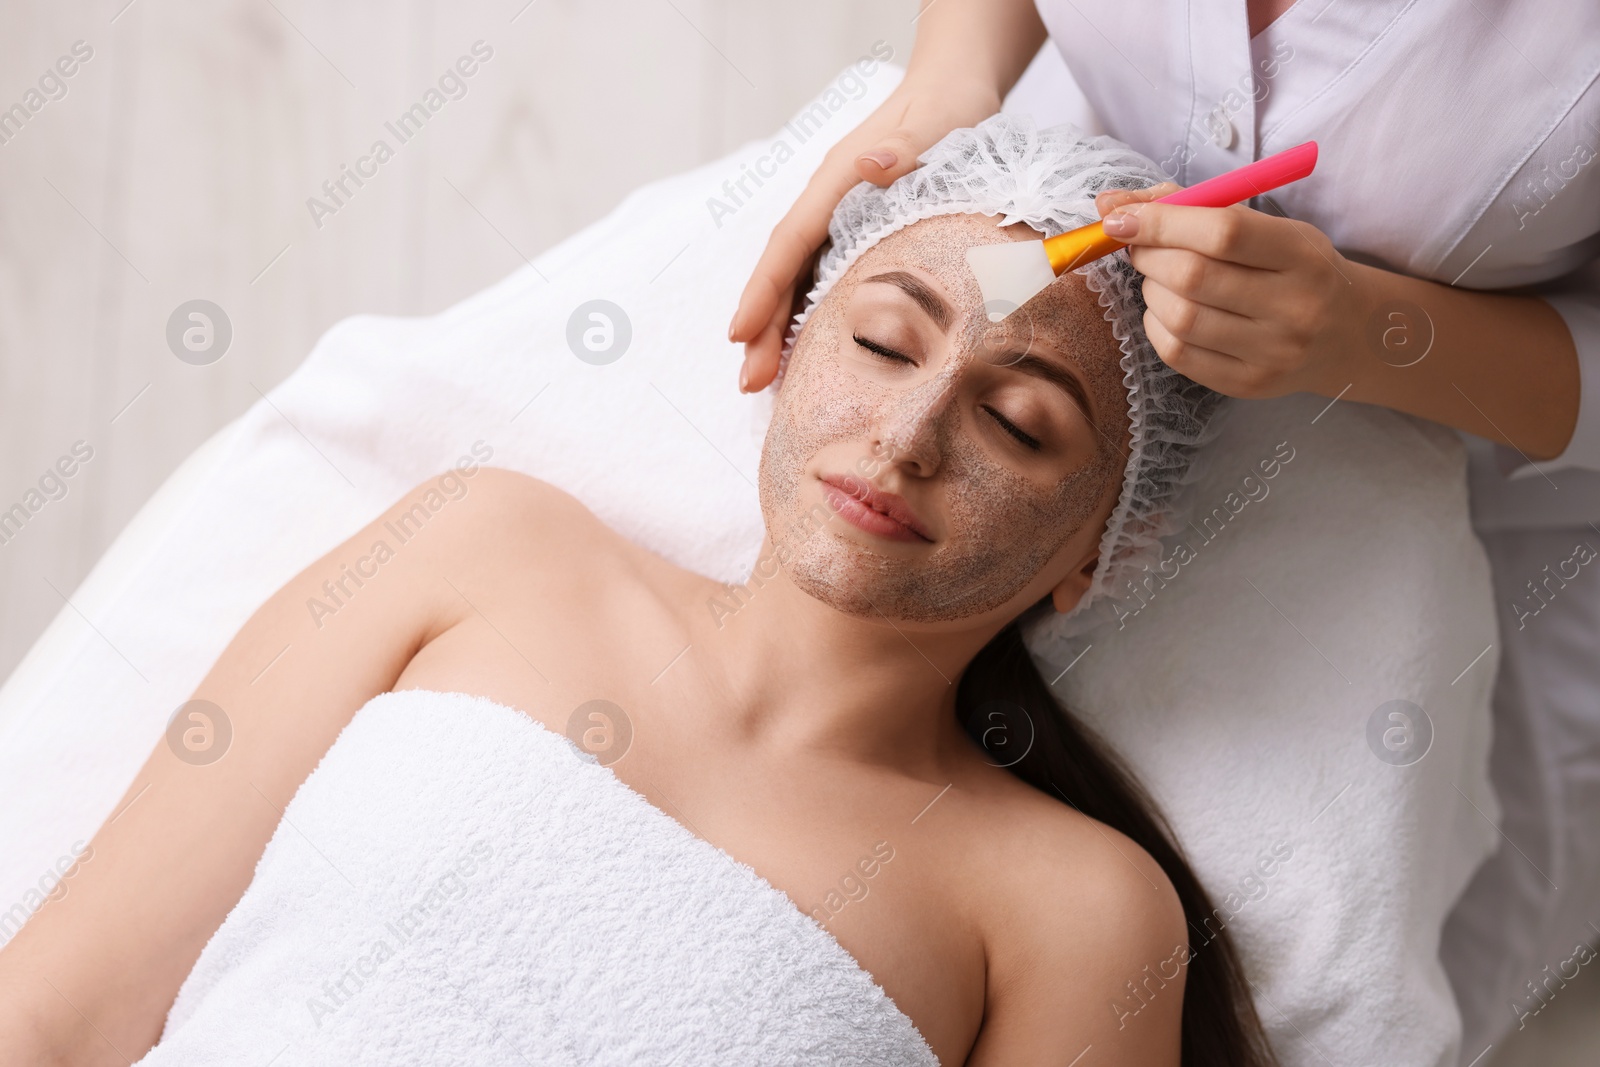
[965,141,1319,320]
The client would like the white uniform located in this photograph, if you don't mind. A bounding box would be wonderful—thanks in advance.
[1031,0,1600,1056]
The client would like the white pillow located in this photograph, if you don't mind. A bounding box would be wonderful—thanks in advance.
[1052,395,1498,1065]
[0,61,1497,1067]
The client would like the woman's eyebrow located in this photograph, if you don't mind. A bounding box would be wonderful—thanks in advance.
[1008,352,1095,428]
[862,271,952,332]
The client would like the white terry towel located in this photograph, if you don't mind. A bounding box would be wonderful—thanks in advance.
[137,689,938,1067]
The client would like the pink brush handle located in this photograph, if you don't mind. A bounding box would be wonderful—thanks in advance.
[1154,141,1318,208]
[1041,141,1319,273]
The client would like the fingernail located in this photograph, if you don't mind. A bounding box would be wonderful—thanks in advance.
[1103,209,1140,238]
[727,315,739,342]
[858,149,897,171]
[739,363,750,392]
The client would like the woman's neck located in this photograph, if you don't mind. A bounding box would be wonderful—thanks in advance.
[688,541,1003,775]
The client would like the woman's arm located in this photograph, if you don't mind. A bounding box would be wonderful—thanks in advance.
[0,467,511,1065]
[1096,188,1583,460]
[967,814,1186,1066]
[730,0,1046,392]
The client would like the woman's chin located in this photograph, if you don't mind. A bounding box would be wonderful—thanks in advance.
[783,549,1021,628]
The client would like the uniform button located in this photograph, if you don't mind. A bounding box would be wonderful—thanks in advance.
[1207,109,1237,149]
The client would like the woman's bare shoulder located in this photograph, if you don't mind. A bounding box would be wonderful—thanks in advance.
[414,466,709,611]
[434,466,608,540]
[957,775,1187,1065]
[414,467,627,572]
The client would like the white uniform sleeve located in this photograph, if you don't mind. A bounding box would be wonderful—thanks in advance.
[1504,288,1600,479]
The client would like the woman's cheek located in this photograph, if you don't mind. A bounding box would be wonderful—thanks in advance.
[803,352,889,438]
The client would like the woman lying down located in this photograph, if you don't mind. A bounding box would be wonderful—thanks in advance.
[0,118,1277,1067]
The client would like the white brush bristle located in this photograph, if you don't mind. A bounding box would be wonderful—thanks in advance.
[965,242,1057,321]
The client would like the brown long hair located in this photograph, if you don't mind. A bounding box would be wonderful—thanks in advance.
[955,617,1278,1067]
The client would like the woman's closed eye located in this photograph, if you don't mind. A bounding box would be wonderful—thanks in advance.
[982,405,1042,451]
[854,332,1046,452]
[853,332,917,365]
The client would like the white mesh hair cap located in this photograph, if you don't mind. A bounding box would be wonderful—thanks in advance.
[778,112,1225,639]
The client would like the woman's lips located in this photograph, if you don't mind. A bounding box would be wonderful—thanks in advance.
[819,474,933,543]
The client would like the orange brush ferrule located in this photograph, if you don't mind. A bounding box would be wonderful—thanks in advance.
[1042,221,1126,274]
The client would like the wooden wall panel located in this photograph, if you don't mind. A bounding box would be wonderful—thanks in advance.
[0,0,917,679]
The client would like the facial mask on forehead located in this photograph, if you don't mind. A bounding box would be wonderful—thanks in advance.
[780,113,1225,637]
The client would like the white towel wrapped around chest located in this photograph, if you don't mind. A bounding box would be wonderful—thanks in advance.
[137,689,938,1067]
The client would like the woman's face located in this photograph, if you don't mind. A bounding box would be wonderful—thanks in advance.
[758,211,1132,626]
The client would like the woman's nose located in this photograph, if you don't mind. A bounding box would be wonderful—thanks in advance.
[873,366,961,476]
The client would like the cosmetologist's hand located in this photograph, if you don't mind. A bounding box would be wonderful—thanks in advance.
[1093,181,1582,460]
[1094,183,1369,400]
[728,76,1001,394]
